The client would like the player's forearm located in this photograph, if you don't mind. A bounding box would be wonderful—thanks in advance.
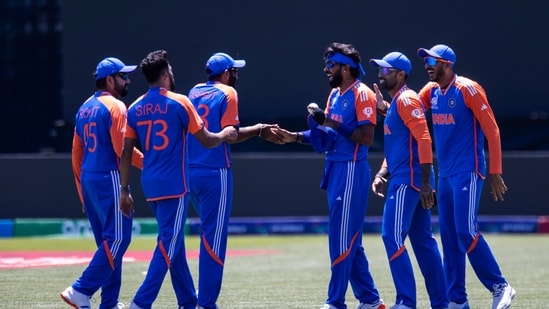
[230,124,261,144]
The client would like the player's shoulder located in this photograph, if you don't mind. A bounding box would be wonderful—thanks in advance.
[454,75,483,96]
[166,90,192,104]
[98,94,127,113]
[421,81,439,91]
[399,88,421,106]
[355,82,375,98]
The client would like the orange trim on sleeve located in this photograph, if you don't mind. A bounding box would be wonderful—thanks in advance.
[166,91,204,135]
[461,81,502,174]
[398,91,433,164]
[71,132,84,204]
[215,84,240,128]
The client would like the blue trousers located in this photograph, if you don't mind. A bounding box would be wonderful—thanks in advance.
[132,196,197,309]
[189,167,233,309]
[438,172,507,303]
[74,170,132,309]
[381,183,447,309]
[323,160,382,309]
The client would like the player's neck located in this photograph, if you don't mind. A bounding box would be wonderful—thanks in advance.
[438,73,455,90]
[388,82,406,99]
[339,79,358,94]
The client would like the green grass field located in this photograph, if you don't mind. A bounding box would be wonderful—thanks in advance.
[0,234,547,308]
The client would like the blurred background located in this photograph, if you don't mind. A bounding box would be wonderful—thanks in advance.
[1,0,548,224]
[1,0,548,154]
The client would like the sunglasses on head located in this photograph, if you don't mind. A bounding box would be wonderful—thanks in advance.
[424,57,453,66]
[379,67,398,75]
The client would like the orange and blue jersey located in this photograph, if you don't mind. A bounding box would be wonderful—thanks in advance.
[324,81,377,162]
[72,91,143,202]
[187,81,240,168]
[125,86,203,201]
[384,86,433,190]
[418,75,502,178]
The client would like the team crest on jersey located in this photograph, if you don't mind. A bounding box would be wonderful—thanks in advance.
[431,96,438,110]
[362,107,373,118]
[448,98,457,108]
[342,100,349,110]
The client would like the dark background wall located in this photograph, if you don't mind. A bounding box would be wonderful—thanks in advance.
[2,0,548,153]
[1,152,547,219]
[1,1,548,219]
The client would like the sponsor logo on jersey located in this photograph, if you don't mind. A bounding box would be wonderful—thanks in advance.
[411,109,423,119]
[363,107,373,118]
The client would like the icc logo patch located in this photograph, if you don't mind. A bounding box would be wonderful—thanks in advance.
[448,98,457,108]
[431,97,438,110]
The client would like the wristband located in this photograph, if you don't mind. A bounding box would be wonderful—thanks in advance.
[301,130,311,144]
[337,123,354,138]
[120,185,130,192]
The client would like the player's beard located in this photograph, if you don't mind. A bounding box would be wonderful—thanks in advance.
[379,76,397,92]
[114,81,128,98]
[169,74,176,91]
[329,69,343,88]
[227,74,237,87]
[430,65,445,83]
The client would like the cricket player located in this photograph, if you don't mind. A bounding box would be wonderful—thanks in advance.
[275,42,385,309]
[187,52,282,309]
[417,44,515,309]
[369,51,448,309]
[118,50,237,309]
[61,57,143,309]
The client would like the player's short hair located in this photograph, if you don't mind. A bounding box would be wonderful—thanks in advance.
[140,50,170,84]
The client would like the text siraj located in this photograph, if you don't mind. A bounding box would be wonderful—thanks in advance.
[135,103,168,116]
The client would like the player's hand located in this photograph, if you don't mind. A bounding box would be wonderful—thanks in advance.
[420,183,435,209]
[258,124,285,144]
[272,127,298,143]
[489,174,507,202]
[119,191,134,218]
[373,83,388,111]
[307,103,326,125]
[371,176,385,198]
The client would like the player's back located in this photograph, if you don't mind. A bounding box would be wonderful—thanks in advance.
[187,82,238,168]
[127,87,202,200]
[75,91,124,173]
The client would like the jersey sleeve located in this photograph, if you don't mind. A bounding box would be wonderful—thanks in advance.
[218,85,240,128]
[356,85,377,126]
[71,131,84,203]
[107,98,144,169]
[397,91,433,164]
[171,92,204,134]
[418,82,438,111]
[461,82,503,174]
